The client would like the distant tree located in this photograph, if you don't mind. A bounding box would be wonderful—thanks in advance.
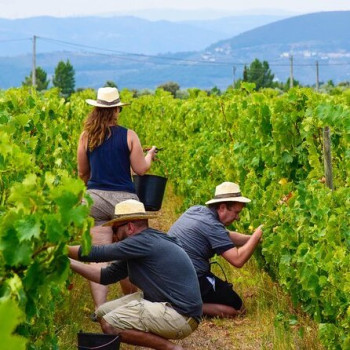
[207,86,221,96]
[22,66,49,91]
[243,65,248,82]
[104,80,118,88]
[137,89,154,97]
[276,77,301,91]
[338,81,350,87]
[157,81,180,97]
[52,60,75,96]
[243,59,275,90]
[175,90,190,99]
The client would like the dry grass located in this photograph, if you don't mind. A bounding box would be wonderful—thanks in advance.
[56,184,323,350]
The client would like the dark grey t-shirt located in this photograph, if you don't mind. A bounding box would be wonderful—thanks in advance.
[78,228,202,319]
[168,205,234,277]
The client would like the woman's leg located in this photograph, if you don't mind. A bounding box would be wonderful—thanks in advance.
[88,190,139,309]
[89,225,112,310]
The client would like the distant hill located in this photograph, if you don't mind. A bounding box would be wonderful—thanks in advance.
[0,11,349,90]
[181,15,288,37]
[0,14,287,56]
[207,11,350,50]
[198,11,350,85]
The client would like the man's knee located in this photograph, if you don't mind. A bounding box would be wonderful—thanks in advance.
[100,317,120,334]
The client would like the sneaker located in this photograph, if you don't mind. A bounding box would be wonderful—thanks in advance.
[90,312,98,322]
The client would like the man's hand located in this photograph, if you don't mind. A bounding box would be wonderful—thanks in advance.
[254,225,263,241]
[68,245,80,260]
[222,224,264,268]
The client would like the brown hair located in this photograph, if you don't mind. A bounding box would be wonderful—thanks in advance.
[84,107,119,151]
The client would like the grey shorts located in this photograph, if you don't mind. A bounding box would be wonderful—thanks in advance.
[96,292,197,340]
[86,189,139,226]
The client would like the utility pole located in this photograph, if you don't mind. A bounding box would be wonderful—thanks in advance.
[289,54,294,88]
[232,66,236,87]
[32,35,36,87]
[316,61,319,91]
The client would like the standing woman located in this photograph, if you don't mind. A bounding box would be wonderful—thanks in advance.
[77,87,157,310]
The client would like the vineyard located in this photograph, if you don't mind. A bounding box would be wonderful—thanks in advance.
[0,86,349,349]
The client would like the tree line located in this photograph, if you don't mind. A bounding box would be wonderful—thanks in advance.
[25,58,349,97]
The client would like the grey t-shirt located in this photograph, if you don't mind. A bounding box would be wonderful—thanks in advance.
[78,228,202,319]
[168,205,234,277]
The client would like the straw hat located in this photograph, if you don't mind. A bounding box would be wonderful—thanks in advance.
[205,182,251,205]
[103,199,157,226]
[86,87,129,108]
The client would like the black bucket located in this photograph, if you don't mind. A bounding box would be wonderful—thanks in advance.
[133,174,168,211]
[77,332,120,350]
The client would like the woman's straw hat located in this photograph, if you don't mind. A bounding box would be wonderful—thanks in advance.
[86,87,129,108]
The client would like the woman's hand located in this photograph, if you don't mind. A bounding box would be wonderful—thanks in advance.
[147,146,158,161]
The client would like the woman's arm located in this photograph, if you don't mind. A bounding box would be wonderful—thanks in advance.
[77,131,90,184]
[128,129,157,175]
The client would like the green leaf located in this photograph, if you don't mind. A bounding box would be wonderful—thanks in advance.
[15,216,40,242]
[44,214,66,243]
[1,229,32,267]
[0,299,27,350]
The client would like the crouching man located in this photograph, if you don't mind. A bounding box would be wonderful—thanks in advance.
[68,199,202,350]
[168,182,263,319]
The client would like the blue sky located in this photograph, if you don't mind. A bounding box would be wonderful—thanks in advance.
[1,0,350,19]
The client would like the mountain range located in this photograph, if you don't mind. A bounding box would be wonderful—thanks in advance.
[0,11,349,90]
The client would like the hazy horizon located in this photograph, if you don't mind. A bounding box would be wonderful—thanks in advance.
[1,0,350,20]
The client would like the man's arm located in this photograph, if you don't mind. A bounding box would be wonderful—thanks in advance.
[221,225,263,268]
[69,258,101,283]
[228,231,251,246]
[68,245,80,260]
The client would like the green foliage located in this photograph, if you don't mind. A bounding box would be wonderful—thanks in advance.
[104,80,118,88]
[157,81,180,97]
[121,87,349,349]
[52,60,75,96]
[0,87,92,348]
[1,86,349,349]
[243,58,275,90]
[275,78,301,91]
[0,299,27,350]
[22,67,49,91]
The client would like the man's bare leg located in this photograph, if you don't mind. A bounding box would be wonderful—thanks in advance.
[100,318,184,350]
[202,303,246,318]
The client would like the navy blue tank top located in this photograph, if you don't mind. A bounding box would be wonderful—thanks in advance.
[87,126,135,193]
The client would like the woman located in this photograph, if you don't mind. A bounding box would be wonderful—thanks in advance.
[77,87,157,311]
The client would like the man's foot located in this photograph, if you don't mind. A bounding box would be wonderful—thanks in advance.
[90,312,98,322]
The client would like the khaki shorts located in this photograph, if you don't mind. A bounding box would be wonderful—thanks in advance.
[96,292,197,340]
[86,189,139,226]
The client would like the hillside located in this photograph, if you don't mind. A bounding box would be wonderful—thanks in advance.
[0,11,349,89]
[208,11,350,50]
[0,14,286,56]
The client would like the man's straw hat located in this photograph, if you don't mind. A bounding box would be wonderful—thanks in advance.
[86,87,129,108]
[103,199,157,226]
[205,182,251,205]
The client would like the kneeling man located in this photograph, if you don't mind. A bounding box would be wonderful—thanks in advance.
[168,182,263,319]
[69,199,202,350]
